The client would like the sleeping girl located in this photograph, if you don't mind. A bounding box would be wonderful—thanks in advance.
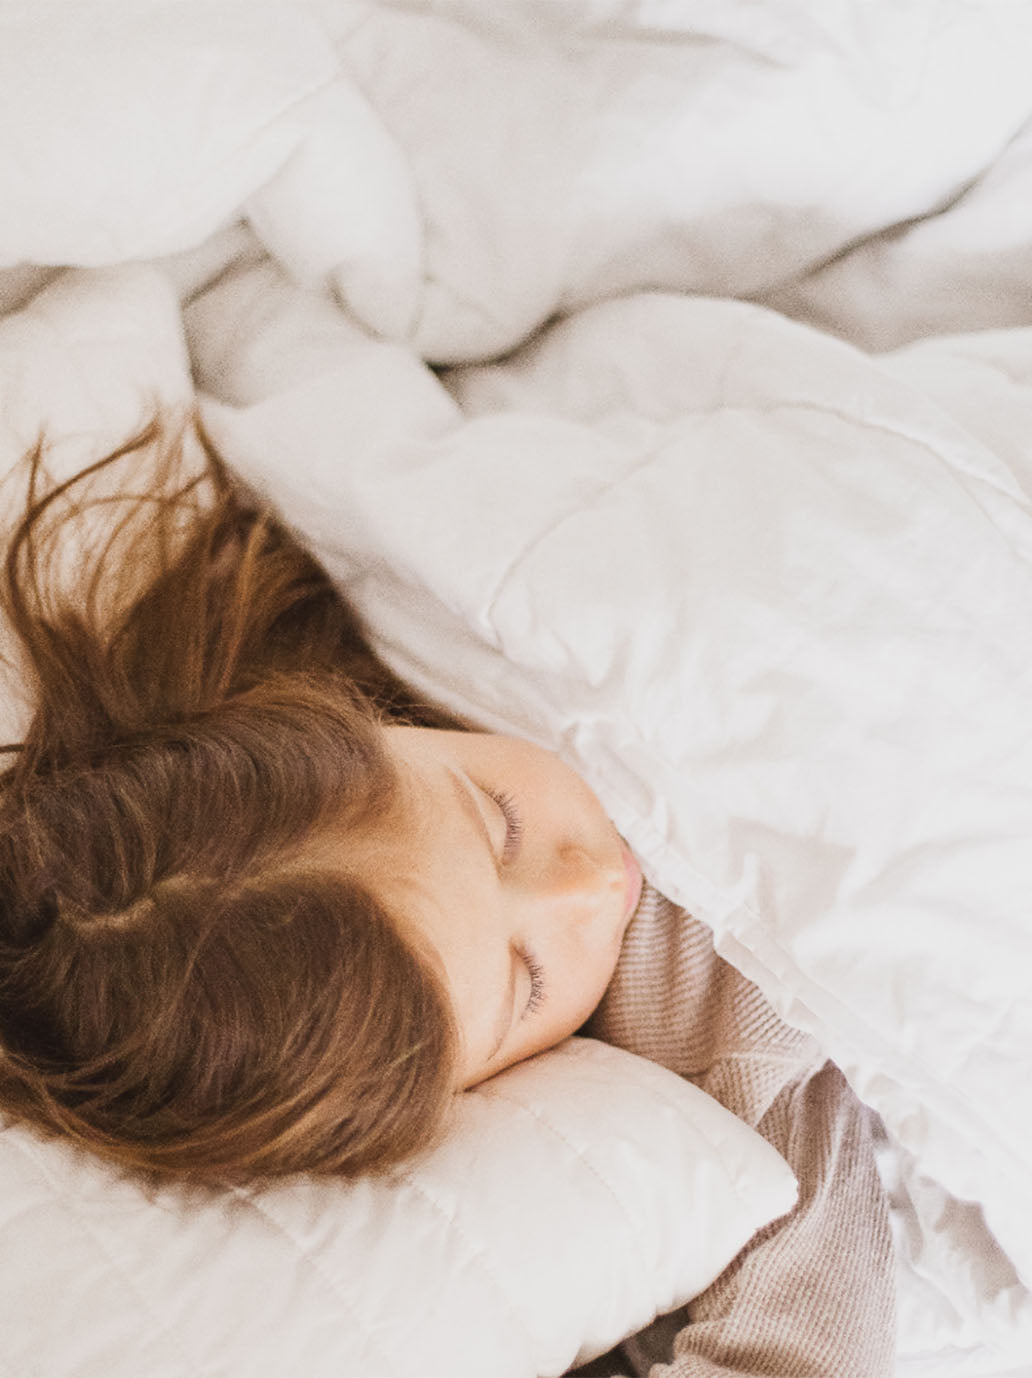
[0,418,895,1377]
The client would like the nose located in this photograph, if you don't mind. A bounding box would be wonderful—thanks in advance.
[537,843,623,924]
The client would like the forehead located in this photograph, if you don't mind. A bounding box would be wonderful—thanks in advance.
[339,733,489,920]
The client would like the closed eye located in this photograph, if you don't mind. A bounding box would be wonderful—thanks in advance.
[484,788,523,863]
[517,945,546,1017]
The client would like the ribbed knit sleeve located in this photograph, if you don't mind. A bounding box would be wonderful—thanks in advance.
[580,886,896,1378]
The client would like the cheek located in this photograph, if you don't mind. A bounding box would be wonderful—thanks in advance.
[494,941,621,1079]
[554,938,620,1035]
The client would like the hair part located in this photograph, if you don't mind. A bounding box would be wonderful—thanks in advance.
[0,414,460,1184]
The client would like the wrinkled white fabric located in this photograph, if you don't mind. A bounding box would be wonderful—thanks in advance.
[3,3,1032,1374]
[4,2,1032,354]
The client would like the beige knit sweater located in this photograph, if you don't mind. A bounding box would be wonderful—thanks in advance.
[575,884,896,1378]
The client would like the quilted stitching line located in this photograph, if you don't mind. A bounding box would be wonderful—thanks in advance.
[484,435,665,620]
[391,1168,536,1358]
[226,1186,401,1378]
[484,386,1032,627]
[473,1086,670,1274]
[0,1129,198,1378]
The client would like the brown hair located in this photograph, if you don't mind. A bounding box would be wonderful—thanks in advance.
[0,416,460,1184]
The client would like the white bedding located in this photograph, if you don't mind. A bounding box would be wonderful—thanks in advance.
[2,2,1032,1375]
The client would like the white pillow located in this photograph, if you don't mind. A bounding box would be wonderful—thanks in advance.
[0,1037,796,1378]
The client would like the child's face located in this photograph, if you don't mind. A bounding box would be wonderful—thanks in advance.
[344,727,642,1089]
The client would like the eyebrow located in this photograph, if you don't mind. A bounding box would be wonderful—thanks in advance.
[444,767,518,1063]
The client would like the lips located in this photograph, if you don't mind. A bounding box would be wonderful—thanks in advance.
[620,844,644,921]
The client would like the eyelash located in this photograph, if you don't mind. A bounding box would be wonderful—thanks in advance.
[482,787,541,1016]
[485,788,523,863]
[518,945,546,1017]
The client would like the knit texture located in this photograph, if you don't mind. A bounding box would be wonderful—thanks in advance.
[578,884,896,1378]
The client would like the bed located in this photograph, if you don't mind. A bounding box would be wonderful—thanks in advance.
[1,2,1031,1375]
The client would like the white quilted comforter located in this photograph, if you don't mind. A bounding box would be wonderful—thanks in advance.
[2,3,1032,1375]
